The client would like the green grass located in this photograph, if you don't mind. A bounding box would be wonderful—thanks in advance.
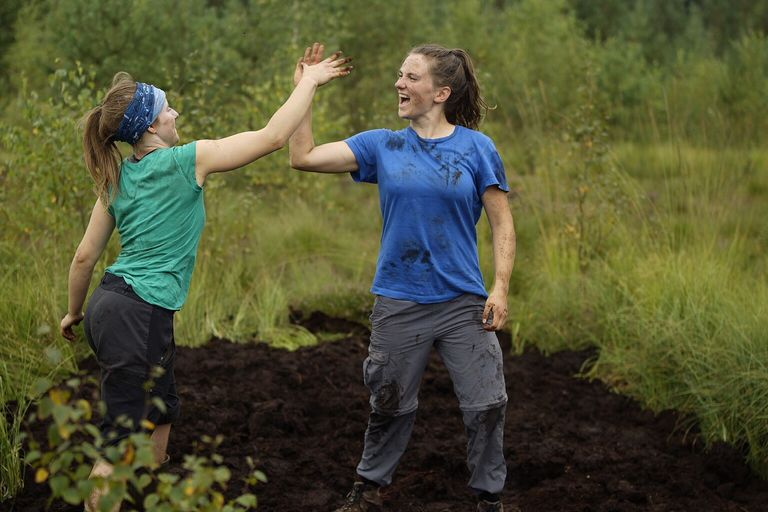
[508,138,768,477]
[0,246,86,499]
[0,362,30,500]
[175,176,379,348]
[589,246,768,474]
[0,251,82,393]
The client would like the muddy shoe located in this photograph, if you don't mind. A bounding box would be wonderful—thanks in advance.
[477,499,504,512]
[334,481,383,511]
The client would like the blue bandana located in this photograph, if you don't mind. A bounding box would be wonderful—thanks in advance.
[113,82,167,145]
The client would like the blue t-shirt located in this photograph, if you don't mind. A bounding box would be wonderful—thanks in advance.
[346,125,508,303]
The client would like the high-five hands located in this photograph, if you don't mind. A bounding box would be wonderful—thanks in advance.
[294,42,352,87]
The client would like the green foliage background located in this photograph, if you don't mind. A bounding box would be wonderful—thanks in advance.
[2,0,768,500]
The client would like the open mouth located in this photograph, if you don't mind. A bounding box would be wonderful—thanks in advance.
[399,95,410,107]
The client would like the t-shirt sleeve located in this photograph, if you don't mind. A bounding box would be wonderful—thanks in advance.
[345,129,386,184]
[475,136,509,194]
[172,141,199,189]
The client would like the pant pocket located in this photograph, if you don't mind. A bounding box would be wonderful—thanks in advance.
[363,349,400,414]
[146,307,174,367]
[363,348,389,389]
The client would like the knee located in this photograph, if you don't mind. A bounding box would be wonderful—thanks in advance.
[364,350,415,415]
[150,393,180,425]
[370,380,413,416]
[463,402,506,431]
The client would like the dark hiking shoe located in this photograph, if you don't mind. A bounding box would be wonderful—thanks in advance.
[334,481,383,511]
[477,499,504,512]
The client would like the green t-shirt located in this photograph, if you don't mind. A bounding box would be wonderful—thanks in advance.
[106,142,205,310]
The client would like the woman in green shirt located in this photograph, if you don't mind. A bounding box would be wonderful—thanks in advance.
[59,45,351,511]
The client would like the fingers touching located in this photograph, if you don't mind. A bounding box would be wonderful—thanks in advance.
[310,42,323,64]
[298,42,354,86]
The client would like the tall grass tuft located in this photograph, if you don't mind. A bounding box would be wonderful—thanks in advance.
[0,362,30,500]
[510,134,768,477]
[590,247,768,474]
[0,250,82,394]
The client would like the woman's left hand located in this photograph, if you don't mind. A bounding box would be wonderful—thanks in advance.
[482,290,508,331]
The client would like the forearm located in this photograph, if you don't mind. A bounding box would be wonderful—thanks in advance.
[67,256,95,316]
[490,222,516,295]
[288,107,315,168]
[264,76,318,147]
[195,78,320,177]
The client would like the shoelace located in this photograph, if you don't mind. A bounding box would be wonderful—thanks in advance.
[344,484,364,505]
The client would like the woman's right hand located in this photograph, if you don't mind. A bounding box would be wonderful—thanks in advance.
[295,42,352,87]
[60,312,84,341]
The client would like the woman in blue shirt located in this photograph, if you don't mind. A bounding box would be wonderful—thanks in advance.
[60,47,351,511]
[290,43,515,512]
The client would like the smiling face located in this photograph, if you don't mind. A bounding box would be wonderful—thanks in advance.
[395,53,446,121]
[150,101,179,146]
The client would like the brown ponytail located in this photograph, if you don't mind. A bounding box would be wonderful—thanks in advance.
[409,44,490,131]
[81,72,136,208]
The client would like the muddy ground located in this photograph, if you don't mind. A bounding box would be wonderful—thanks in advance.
[6,312,768,511]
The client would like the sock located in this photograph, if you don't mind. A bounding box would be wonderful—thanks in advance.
[479,491,499,502]
[359,476,381,488]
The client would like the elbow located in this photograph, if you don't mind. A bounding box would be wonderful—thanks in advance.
[72,246,98,272]
[289,147,318,171]
[268,134,288,153]
[289,153,310,171]
[273,133,290,151]
[263,124,289,152]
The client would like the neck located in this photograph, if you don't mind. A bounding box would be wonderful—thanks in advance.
[409,113,455,139]
[133,134,170,160]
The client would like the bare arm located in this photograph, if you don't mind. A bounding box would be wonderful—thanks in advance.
[289,106,358,173]
[289,43,359,174]
[60,199,116,340]
[194,49,351,185]
[481,186,516,331]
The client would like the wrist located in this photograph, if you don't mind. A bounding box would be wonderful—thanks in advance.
[491,282,509,296]
[299,75,320,88]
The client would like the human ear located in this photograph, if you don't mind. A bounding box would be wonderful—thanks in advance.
[434,86,451,104]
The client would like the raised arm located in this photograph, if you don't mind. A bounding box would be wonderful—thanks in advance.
[61,199,116,340]
[289,109,358,173]
[194,46,352,186]
[481,186,516,331]
[289,43,359,174]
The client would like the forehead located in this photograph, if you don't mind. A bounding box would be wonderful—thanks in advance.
[400,53,432,75]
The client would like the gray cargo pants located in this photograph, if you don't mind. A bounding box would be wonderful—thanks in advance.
[356,294,508,495]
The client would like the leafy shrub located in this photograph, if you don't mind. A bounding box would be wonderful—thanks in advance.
[25,377,265,511]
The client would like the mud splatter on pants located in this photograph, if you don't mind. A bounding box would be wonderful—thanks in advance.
[356,294,508,495]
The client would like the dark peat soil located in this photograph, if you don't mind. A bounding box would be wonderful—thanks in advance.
[6,313,768,511]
